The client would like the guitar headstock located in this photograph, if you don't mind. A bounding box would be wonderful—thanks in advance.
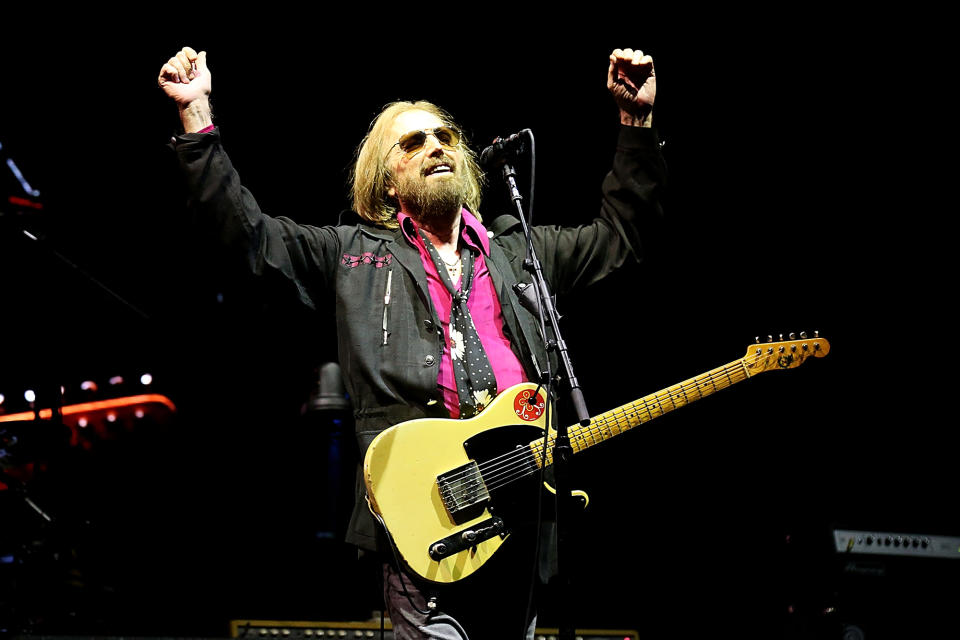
[743,332,830,374]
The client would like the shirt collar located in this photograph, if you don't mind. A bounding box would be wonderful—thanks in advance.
[398,208,491,256]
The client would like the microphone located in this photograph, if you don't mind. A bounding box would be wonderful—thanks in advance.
[479,129,530,168]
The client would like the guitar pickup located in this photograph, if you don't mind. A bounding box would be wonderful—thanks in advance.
[428,517,505,561]
[437,461,491,524]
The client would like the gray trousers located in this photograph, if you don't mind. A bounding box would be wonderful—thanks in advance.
[382,562,537,640]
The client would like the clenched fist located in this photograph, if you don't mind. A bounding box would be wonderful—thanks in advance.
[158,46,213,133]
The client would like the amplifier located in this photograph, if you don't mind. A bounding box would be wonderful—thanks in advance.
[230,620,639,640]
[833,528,960,559]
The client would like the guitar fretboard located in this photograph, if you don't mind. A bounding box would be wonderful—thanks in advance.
[529,358,751,467]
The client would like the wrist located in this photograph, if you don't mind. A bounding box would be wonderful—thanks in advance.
[179,97,213,133]
[620,107,652,128]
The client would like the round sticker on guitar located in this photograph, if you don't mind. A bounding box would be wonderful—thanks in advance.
[514,388,546,421]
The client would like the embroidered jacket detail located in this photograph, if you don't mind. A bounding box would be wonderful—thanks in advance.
[341,252,393,268]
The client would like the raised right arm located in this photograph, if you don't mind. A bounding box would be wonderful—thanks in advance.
[161,47,340,309]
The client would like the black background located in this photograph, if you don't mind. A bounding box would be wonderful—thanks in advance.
[0,12,952,639]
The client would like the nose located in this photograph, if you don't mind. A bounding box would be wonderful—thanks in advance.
[423,133,446,156]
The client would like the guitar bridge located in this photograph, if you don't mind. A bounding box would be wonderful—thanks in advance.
[437,461,490,524]
[428,517,505,561]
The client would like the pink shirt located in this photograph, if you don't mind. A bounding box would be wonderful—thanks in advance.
[398,209,527,418]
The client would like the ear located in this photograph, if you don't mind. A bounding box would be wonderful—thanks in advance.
[387,184,396,198]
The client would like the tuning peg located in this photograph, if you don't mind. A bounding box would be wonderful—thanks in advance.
[800,331,808,339]
[779,334,784,341]
[767,335,773,343]
[789,332,796,340]
[755,336,761,344]
[814,330,820,338]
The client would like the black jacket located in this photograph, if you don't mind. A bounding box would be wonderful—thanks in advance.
[172,125,666,550]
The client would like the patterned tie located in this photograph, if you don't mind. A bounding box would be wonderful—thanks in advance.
[419,231,498,418]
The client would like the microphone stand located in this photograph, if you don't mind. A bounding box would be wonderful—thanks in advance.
[498,152,589,640]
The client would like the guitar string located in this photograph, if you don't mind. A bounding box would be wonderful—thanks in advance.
[445,344,811,496]
[481,365,750,493]
[440,361,751,497]
[438,361,756,504]
[454,342,817,501]
[444,346,819,505]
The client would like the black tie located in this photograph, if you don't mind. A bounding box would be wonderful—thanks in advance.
[419,231,497,418]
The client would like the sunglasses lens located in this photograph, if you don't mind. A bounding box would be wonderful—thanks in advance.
[398,130,428,154]
[434,126,460,147]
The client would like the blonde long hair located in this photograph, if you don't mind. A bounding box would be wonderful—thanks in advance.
[350,101,486,228]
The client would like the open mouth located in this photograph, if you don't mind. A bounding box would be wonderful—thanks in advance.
[425,163,453,177]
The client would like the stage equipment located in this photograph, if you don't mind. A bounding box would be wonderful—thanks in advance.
[230,619,639,640]
[833,528,960,560]
[785,524,960,638]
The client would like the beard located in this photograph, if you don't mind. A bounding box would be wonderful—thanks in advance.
[395,157,468,222]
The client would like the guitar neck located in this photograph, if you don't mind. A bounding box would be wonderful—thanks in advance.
[530,357,751,467]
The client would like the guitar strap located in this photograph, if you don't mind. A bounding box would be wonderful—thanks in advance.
[418,230,498,418]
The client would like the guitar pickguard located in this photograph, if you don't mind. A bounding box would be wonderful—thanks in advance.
[460,424,546,523]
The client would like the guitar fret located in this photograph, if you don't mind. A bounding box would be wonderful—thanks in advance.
[693,377,705,398]
[641,399,654,422]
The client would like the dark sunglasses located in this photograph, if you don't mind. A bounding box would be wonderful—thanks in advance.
[389,126,461,156]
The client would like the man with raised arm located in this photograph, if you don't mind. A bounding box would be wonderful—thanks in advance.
[159,45,663,639]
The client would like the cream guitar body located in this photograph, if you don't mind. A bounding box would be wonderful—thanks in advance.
[364,383,551,584]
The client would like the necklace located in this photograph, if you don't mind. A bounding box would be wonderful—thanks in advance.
[439,251,460,267]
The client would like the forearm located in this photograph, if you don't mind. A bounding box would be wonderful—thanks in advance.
[536,125,666,292]
[172,129,339,306]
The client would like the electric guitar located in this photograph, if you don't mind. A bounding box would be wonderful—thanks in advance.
[363,334,830,584]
